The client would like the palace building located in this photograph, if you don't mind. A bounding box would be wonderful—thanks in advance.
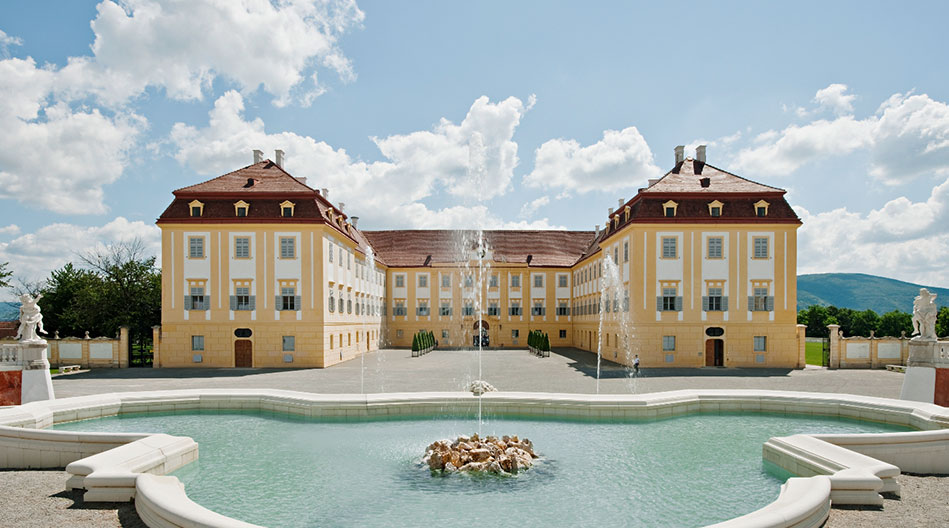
[155,146,803,368]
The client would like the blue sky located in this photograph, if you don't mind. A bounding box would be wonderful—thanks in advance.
[2,0,949,298]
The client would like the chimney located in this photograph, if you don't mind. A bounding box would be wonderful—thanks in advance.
[351,216,359,228]
[674,145,685,164]
[618,198,624,209]
[696,145,706,163]
[339,202,345,212]
[647,178,660,186]
[608,207,614,215]
[321,188,329,200]
[595,224,600,236]
[253,149,264,164]
[275,149,285,168]
[295,177,307,186]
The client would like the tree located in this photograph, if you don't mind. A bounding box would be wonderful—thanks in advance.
[937,306,949,338]
[0,262,12,289]
[38,263,99,337]
[799,305,831,338]
[877,310,913,338]
[850,309,880,337]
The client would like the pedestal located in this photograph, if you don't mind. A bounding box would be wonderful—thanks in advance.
[900,339,949,406]
[19,342,55,404]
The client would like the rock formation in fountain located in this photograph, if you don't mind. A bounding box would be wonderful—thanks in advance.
[423,434,538,475]
[469,380,497,395]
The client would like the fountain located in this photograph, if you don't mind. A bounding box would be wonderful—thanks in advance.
[423,433,538,475]
[595,254,635,393]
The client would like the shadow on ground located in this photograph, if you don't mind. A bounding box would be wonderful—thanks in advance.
[50,488,146,527]
[550,347,793,379]
[56,368,305,380]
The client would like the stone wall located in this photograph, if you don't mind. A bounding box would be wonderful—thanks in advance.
[0,327,130,369]
[827,324,908,369]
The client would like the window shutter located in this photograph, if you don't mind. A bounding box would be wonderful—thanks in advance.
[184,296,191,309]
[766,296,774,311]
[229,296,237,311]
[656,296,663,311]
[202,297,210,311]
[248,296,256,311]
[276,296,282,310]
[722,296,729,312]
[748,296,755,311]
[294,296,302,311]
[675,296,683,311]
[702,296,709,311]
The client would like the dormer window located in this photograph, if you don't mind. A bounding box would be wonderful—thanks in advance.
[708,200,723,217]
[624,205,631,221]
[663,200,678,217]
[189,200,204,217]
[234,200,249,217]
[280,200,295,218]
[613,215,620,228]
[754,200,770,217]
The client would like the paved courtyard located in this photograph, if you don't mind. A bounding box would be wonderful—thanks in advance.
[52,347,906,398]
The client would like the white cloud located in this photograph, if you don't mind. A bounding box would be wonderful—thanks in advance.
[0,217,161,297]
[0,29,22,55]
[0,225,20,236]
[170,91,534,229]
[733,86,949,184]
[814,83,856,115]
[523,126,660,194]
[518,196,550,219]
[796,175,949,286]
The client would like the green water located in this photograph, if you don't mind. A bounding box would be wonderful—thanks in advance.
[54,411,909,527]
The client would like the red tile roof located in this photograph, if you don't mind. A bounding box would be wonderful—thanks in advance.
[362,230,595,268]
[174,160,316,195]
[642,159,784,194]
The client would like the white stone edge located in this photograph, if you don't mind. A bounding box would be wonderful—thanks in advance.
[1,389,947,528]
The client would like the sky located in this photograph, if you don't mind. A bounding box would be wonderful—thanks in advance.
[2,0,949,300]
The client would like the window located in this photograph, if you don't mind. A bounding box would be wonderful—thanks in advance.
[439,301,452,316]
[462,302,474,316]
[280,237,295,259]
[189,237,204,258]
[707,237,723,259]
[464,275,474,288]
[754,200,770,217]
[417,301,430,316]
[418,274,428,288]
[441,274,451,288]
[191,335,204,351]
[623,292,629,312]
[661,287,678,311]
[558,275,568,288]
[663,200,678,217]
[395,330,402,339]
[234,237,250,258]
[347,252,351,270]
[393,301,407,316]
[613,247,619,264]
[328,292,335,312]
[189,200,204,217]
[442,329,449,339]
[234,201,249,217]
[753,237,769,259]
[710,206,721,217]
[556,301,569,316]
[283,336,295,352]
[754,336,767,352]
[395,274,405,288]
[533,275,543,288]
[189,287,206,310]
[328,245,333,263]
[280,287,297,311]
[338,296,344,313]
[280,200,295,218]
[661,237,677,259]
[510,275,520,288]
[531,301,545,316]
[559,329,567,339]
[235,287,251,310]
[191,206,201,217]
[489,274,499,288]
[665,207,675,217]
[487,301,500,316]
[509,301,522,316]
[623,241,629,262]
[512,329,519,339]
[752,287,770,311]
[236,206,247,217]
[338,247,343,264]
[706,287,723,311]
[662,335,676,351]
[347,296,352,314]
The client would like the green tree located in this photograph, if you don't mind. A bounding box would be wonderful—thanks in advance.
[877,310,913,338]
[850,309,880,337]
[0,262,13,289]
[799,305,831,338]
[38,263,100,337]
[937,306,949,338]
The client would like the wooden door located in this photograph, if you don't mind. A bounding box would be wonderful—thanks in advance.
[235,339,253,367]
[714,340,724,366]
[705,340,715,366]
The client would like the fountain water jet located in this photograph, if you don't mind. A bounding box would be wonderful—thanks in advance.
[595,255,635,394]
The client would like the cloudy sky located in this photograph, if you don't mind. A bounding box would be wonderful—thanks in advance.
[2,0,949,299]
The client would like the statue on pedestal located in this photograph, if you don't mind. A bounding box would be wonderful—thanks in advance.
[911,288,937,341]
[15,293,48,344]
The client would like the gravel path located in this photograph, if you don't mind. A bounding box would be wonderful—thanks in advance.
[827,474,949,527]
[0,470,146,528]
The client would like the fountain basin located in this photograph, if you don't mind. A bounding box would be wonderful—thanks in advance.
[2,390,948,528]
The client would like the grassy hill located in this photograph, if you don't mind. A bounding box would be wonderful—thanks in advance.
[798,273,949,313]
[0,302,20,321]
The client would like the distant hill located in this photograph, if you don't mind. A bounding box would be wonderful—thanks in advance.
[0,302,20,321]
[798,273,949,313]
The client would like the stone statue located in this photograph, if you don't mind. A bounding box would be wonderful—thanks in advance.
[911,288,938,341]
[15,293,47,344]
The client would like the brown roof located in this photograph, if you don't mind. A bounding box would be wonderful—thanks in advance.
[362,230,595,268]
[174,160,316,195]
[642,159,784,194]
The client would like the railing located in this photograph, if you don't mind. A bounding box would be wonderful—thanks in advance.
[0,345,20,365]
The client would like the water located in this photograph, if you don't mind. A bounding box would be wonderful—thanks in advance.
[54,411,909,528]
[596,255,634,394]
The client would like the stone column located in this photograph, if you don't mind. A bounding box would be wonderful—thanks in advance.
[827,324,841,369]
[796,324,807,368]
[119,326,129,368]
[152,326,162,368]
[901,339,949,406]
[20,342,55,404]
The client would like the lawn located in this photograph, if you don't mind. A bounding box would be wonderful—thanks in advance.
[805,341,825,366]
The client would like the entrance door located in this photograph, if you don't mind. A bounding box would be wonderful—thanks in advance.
[235,339,253,367]
[705,339,724,366]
